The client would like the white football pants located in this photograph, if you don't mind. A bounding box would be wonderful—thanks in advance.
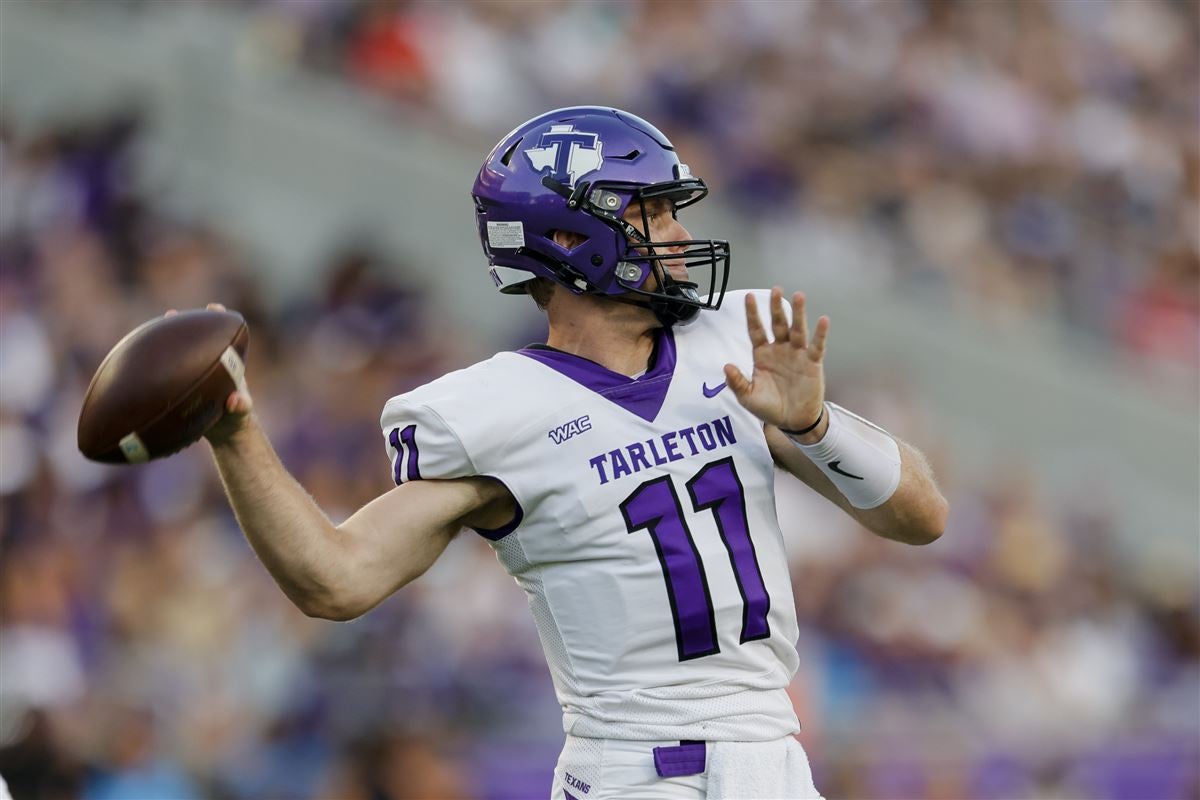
[550,734,825,799]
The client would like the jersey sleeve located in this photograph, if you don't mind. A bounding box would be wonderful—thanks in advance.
[379,397,476,485]
[702,288,794,367]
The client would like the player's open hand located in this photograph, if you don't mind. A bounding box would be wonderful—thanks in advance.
[724,288,828,438]
[166,302,254,446]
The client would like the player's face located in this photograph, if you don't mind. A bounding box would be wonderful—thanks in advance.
[622,197,692,284]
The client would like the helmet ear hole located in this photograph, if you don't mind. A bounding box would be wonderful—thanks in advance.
[549,230,589,251]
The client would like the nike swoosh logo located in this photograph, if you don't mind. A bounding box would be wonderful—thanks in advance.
[829,460,864,480]
[702,381,727,398]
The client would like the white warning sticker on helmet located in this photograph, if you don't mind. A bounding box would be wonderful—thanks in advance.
[487,221,525,250]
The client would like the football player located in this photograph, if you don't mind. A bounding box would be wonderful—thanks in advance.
[204,107,948,799]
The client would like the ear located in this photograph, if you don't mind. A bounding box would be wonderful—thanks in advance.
[551,229,586,250]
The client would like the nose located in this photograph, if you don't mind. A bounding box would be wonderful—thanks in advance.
[667,216,692,246]
[662,217,691,279]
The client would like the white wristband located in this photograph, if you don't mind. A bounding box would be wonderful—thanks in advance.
[787,402,901,509]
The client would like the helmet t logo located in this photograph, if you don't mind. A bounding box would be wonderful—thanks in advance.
[525,125,603,187]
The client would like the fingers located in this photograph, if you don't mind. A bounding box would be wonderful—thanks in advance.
[166,303,227,317]
[723,363,751,399]
[770,287,790,343]
[790,292,808,350]
[751,289,828,360]
[226,390,253,414]
[784,290,828,361]
[810,315,830,361]
[745,293,769,348]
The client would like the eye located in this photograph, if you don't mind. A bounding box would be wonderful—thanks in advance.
[647,204,671,221]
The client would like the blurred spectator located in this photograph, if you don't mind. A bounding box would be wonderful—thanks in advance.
[240,0,1200,372]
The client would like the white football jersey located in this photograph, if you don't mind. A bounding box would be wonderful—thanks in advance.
[380,289,801,742]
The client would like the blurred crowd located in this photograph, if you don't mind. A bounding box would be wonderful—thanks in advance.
[2,1,1199,799]
[2,103,1198,799]
[230,0,1199,371]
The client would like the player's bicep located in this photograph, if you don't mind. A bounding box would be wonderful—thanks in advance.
[331,476,494,615]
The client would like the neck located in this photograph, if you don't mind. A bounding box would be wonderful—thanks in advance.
[545,295,659,377]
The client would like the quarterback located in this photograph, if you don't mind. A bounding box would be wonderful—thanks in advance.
[203,107,947,799]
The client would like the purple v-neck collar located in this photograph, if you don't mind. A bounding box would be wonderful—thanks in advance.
[518,328,677,422]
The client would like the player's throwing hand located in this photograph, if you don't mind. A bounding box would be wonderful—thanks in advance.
[724,287,829,436]
[166,302,255,446]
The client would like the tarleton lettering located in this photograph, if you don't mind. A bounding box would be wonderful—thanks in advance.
[588,454,608,484]
[662,431,683,461]
[587,415,738,485]
[610,449,632,480]
[713,415,735,447]
[627,442,652,472]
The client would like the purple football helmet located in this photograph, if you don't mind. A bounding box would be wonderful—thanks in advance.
[471,106,730,326]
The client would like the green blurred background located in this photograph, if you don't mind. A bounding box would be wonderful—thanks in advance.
[0,1,1196,798]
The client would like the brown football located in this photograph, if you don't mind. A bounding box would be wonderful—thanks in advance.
[77,310,249,464]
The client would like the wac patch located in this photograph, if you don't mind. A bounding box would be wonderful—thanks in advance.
[548,415,592,445]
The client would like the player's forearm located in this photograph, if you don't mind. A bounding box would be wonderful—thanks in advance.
[208,415,364,618]
[767,426,947,545]
[850,442,947,544]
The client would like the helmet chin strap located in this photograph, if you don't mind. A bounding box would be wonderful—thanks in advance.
[603,291,698,327]
[649,282,702,326]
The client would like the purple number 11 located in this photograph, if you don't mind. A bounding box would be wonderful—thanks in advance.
[619,457,771,661]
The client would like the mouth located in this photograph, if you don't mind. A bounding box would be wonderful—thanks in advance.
[662,254,689,282]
